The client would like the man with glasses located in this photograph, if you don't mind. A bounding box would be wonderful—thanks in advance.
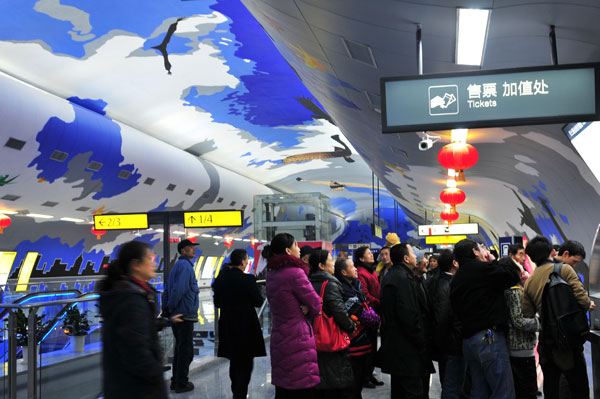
[450,239,521,398]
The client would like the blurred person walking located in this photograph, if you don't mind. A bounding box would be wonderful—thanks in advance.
[98,240,182,399]
[212,249,266,399]
[264,233,322,399]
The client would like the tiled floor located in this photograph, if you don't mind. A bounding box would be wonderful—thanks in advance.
[173,354,442,398]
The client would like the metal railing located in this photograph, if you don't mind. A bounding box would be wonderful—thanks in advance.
[3,295,100,399]
[0,278,270,398]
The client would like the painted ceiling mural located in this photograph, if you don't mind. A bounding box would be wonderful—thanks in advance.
[2,0,599,283]
[0,0,424,281]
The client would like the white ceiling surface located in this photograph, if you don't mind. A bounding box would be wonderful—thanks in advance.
[242,0,600,246]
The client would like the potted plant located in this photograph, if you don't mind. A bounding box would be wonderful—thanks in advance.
[61,305,90,352]
[15,309,47,364]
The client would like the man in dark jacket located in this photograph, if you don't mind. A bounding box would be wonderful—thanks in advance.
[427,249,463,394]
[212,249,266,399]
[450,239,520,399]
[377,243,435,398]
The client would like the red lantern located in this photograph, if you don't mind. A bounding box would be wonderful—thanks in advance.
[91,227,106,240]
[438,143,479,171]
[0,214,11,234]
[440,187,466,205]
[250,239,258,250]
[224,237,233,249]
[440,207,459,222]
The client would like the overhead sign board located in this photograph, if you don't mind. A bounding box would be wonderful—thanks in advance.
[381,63,600,133]
[371,224,382,239]
[426,235,467,245]
[184,210,243,228]
[94,213,148,230]
[418,223,479,237]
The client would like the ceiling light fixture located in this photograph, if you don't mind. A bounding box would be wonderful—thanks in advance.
[0,209,18,215]
[60,217,85,223]
[456,8,490,66]
[25,213,53,219]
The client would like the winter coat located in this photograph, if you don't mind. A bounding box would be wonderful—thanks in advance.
[309,270,355,390]
[99,278,167,399]
[165,256,199,320]
[504,285,538,356]
[339,278,373,357]
[427,272,462,358]
[266,254,321,390]
[522,261,591,319]
[356,261,381,312]
[377,263,435,377]
[212,265,266,360]
[450,258,520,338]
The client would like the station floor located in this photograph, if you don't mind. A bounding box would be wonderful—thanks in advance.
[170,354,443,398]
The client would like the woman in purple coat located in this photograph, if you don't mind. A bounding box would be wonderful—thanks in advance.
[264,233,322,398]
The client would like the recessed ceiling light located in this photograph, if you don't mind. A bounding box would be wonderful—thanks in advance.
[60,217,85,223]
[0,209,18,215]
[26,213,54,219]
[201,234,213,238]
[456,8,490,66]
[172,231,186,235]
[213,235,223,239]
[155,228,164,233]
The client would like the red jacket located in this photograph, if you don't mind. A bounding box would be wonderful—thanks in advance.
[357,263,381,312]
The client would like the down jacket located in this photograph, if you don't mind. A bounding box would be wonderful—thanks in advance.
[266,254,321,390]
[99,278,167,399]
[309,270,355,390]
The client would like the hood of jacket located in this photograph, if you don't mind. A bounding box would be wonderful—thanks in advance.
[267,254,309,276]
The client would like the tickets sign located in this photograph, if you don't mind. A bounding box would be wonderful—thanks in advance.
[382,63,600,133]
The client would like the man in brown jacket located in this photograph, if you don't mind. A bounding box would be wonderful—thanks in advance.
[522,237,595,399]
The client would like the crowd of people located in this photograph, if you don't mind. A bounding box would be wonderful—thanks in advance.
[97,233,595,399]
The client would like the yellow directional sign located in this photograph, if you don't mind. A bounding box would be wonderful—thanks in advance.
[184,210,243,228]
[94,213,148,230]
[425,235,467,245]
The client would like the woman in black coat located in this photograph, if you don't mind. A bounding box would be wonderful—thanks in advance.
[308,250,356,399]
[212,249,266,399]
[98,240,181,399]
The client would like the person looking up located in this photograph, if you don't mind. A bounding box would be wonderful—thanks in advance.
[264,233,321,398]
[308,250,356,399]
[335,257,377,399]
[378,243,435,398]
[165,239,200,393]
[98,241,182,399]
[354,246,383,388]
[450,239,520,399]
[212,249,266,399]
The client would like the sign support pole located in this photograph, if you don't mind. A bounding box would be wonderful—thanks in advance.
[163,213,171,285]
[549,25,558,66]
[416,25,423,75]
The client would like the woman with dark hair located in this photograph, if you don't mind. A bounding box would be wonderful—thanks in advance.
[308,250,356,398]
[335,258,380,398]
[264,233,322,398]
[354,246,383,388]
[98,241,181,399]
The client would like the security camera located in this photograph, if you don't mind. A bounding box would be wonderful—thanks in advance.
[417,132,441,151]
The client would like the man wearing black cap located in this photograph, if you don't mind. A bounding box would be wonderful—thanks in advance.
[165,239,200,393]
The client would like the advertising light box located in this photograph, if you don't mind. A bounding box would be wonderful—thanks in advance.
[382,63,600,133]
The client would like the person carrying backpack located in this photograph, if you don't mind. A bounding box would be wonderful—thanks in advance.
[522,236,596,399]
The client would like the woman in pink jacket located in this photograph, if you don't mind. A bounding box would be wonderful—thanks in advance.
[264,233,322,398]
